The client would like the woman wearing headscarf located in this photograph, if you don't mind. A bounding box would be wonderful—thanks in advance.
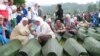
[10,17,30,45]
[54,19,66,37]
[0,15,9,45]
[64,14,77,35]
[32,16,55,46]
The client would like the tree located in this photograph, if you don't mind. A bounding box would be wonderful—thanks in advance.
[14,0,25,5]
[73,9,78,15]
[87,4,97,12]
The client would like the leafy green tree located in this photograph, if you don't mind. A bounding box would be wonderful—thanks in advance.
[87,4,97,12]
[14,0,25,5]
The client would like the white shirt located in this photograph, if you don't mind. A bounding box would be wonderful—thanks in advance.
[31,7,38,19]
[27,11,32,20]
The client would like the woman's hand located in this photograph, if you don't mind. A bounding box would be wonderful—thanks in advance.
[32,31,37,36]
[28,23,32,29]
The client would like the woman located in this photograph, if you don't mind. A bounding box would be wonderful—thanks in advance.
[32,16,55,46]
[54,20,65,37]
[46,18,53,31]
[0,15,9,45]
[55,4,63,23]
[65,14,77,35]
[78,19,89,27]
[10,17,30,45]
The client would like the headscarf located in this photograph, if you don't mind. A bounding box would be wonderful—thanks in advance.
[65,14,72,26]
[18,17,28,27]
[33,16,44,33]
[34,16,44,25]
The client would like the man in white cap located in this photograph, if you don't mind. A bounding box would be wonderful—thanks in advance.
[32,16,55,46]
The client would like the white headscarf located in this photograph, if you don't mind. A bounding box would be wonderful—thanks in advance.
[33,16,44,33]
[18,17,28,27]
[34,16,44,25]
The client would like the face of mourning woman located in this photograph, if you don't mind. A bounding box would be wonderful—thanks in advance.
[22,20,28,26]
[56,20,62,26]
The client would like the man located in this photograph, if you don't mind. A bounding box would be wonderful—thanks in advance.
[38,5,43,17]
[31,3,38,20]
[22,4,28,17]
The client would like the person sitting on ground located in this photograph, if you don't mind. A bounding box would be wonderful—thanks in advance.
[0,15,9,45]
[46,18,53,31]
[32,16,55,46]
[10,17,30,45]
[78,19,89,27]
[54,19,66,37]
[64,14,77,35]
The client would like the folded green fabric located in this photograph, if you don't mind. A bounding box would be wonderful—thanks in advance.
[64,38,88,56]
[0,39,22,56]
[78,31,88,41]
[42,38,63,56]
[17,39,41,56]
[83,37,100,56]
[88,30,100,41]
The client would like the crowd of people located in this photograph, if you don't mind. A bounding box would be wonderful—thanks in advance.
[0,0,100,46]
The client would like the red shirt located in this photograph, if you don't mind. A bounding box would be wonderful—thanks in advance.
[0,9,8,19]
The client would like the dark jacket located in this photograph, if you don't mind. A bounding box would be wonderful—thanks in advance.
[56,9,63,19]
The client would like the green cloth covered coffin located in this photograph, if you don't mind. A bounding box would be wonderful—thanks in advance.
[63,38,88,56]
[83,37,100,56]
[88,28,96,32]
[78,28,87,33]
[55,33,62,41]
[88,29,100,41]
[96,27,100,33]
[78,31,88,41]
[0,39,22,56]
[17,38,41,56]
[63,32,74,39]
[42,38,63,56]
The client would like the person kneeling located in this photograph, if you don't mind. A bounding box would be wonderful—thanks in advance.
[10,17,30,46]
[32,16,55,46]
